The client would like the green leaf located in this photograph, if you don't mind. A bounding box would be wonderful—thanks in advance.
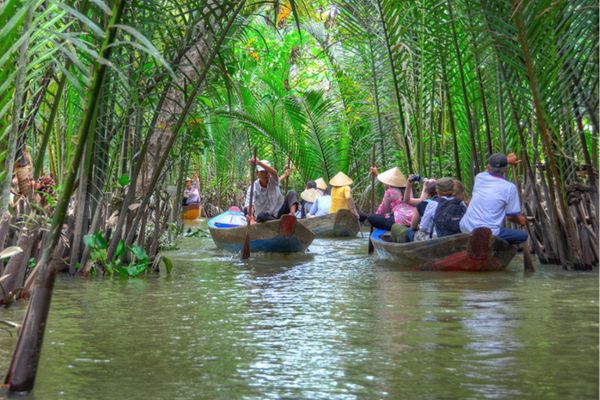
[114,265,129,278]
[117,174,130,187]
[126,263,147,276]
[94,232,108,249]
[83,234,96,247]
[129,245,148,262]
[115,240,125,258]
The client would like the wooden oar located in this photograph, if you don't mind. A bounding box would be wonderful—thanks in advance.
[242,147,257,260]
[368,145,376,255]
[511,164,534,273]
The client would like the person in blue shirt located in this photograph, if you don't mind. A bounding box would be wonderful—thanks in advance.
[309,186,332,217]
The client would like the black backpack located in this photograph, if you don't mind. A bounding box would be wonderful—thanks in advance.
[432,198,466,237]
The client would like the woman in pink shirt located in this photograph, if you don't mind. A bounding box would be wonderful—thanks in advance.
[367,167,415,231]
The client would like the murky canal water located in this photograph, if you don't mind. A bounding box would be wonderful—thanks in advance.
[1,224,598,399]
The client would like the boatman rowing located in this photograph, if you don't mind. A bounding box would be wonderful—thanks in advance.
[244,158,299,223]
[459,153,527,244]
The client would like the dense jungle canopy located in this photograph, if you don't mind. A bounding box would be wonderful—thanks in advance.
[0,0,599,393]
[0,0,598,284]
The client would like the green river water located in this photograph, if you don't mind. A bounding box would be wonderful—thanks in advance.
[0,224,598,399]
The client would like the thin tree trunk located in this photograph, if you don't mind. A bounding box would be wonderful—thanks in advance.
[374,0,412,173]
[1,5,33,214]
[1,229,36,305]
[34,74,67,179]
[440,50,462,182]
[367,35,387,169]
[447,0,479,175]
[4,262,56,392]
[511,0,585,269]
[495,64,507,153]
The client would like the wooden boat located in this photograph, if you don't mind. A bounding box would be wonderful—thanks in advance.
[182,203,201,220]
[370,227,517,271]
[299,210,360,238]
[208,211,315,253]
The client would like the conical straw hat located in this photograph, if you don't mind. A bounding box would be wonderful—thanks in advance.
[377,167,407,188]
[315,177,327,190]
[329,172,353,187]
[301,188,321,203]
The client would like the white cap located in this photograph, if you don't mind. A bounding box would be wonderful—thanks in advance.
[257,160,271,172]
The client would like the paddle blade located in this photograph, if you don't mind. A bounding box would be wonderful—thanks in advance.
[279,214,296,237]
[241,234,250,260]
[523,241,534,273]
[368,227,374,254]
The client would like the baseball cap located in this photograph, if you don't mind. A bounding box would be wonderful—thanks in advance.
[488,153,508,168]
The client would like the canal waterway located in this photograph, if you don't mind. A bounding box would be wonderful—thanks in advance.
[1,224,598,399]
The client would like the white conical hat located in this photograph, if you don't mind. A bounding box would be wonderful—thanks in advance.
[377,167,407,188]
[301,188,321,203]
[329,172,353,187]
[314,177,327,190]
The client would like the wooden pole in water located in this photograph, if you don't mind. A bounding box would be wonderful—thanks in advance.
[511,164,534,273]
[368,145,376,255]
[242,147,257,260]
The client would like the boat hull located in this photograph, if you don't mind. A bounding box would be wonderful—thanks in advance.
[208,212,315,254]
[182,203,201,220]
[299,210,360,237]
[370,227,517,271]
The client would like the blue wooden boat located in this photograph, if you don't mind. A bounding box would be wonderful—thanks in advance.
[370,227,517,271]
[208,211,315,253]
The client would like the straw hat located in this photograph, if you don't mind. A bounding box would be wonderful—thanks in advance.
[315,177,327,191]
[377,167,407,188]
[301,188,320,203]
[329,172,353,187]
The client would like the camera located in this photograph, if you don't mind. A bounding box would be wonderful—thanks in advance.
[409,174,423,183]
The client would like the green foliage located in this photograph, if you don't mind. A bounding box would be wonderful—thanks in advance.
[83,232,149,278]
[117,174,130,188]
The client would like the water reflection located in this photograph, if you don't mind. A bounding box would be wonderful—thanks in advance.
[0,226,597,400]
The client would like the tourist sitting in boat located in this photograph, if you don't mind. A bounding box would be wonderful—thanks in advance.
[406,179,437,242]
[315,177,327,195]
[308,186,332,217]
[329,172,357,215]
[366,167,415,231]
[418,177,467,239]
[452,179,470,205]
[300,182,320,218]
[459,153,527,244]
[403,174,435,206]
[245,158,299,223]
[182,177,200,206]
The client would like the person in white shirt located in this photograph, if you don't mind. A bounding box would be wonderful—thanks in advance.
[244,158,298,223]
[183,178,200,205]
[459,153,527,244]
